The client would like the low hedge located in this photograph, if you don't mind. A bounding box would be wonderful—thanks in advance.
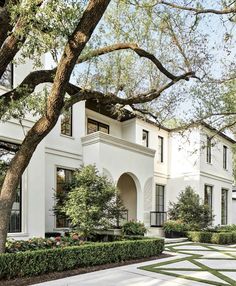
[0,238,164,280]
[187,231,236,244]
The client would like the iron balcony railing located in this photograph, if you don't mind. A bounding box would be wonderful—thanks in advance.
[150,211,167,227]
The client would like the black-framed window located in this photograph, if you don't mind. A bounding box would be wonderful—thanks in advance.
[142,130,149,147]
[156,184,165,212]
[61,107,72,136]
[204,185,213,213]
[221,188,228,225]
[158,136,164,162]
[87,118,109,134]
[206,136,212,164]
[0,63,13,89]
[223,145,228,169]
[56,168,73,228]
[0,140,21,233]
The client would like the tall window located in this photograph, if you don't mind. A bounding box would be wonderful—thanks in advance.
[221,189,228,225]
[56,168,73,228]
[61,107,72,136]
[87,118,109,134]
[0,141,21,233]
[158,136,164,162]
[223,145,228,169]
[0,63,13,89]
[142,130,149,147]
[156,185,165,212]
[206,136,212,163]
[204,185,213,213]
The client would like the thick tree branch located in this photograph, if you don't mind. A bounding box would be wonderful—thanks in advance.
[159,1,236,15]
[77,42,187,80]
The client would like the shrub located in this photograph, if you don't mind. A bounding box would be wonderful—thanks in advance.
[163,220,189,235]
[0,238,164,279]
[168,186,213,229]
[187,231,236,244]
[122,221,147,236]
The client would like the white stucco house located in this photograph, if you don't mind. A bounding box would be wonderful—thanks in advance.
[0,58,235,240]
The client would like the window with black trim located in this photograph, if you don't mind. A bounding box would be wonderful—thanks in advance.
[158,136,164,162]
[206,136,212,163]
[221,188,228,225]
[223,145,228,169]
[61,107,72,136]
[0,63,13,89]
[156,184,165,212]
[204,185,213,213]
[87,118,109,134]
[56,168,73,228]
[142,130,149,147]
[0,140,21,233]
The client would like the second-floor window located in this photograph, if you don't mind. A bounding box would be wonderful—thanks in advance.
[61,107,72,136]
[206,136,212,164]
[158,136,164,162]
[142,130,149,147]
[223,145,228,169]
[87,118,109,134]
[0,63,13,89]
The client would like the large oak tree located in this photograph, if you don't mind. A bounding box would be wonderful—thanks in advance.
[0,0,235,252]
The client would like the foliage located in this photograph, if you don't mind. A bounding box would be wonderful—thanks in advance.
[60,165,126,238]
[187,231,236,245]
[5,235,84,253]
[168,186,213,229]
[163,220,190,234]
[122,221,147,236]
[0,238,164,279]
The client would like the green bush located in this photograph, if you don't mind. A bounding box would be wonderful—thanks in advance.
[0,238,164,279]
[168,186,213,229]
[187,231,236,244]
[122,221,147,236]
[163,220,189,234]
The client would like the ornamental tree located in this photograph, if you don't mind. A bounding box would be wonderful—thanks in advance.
[61,165,126,238]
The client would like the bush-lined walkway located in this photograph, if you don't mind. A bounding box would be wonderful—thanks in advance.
[32,242,236,286]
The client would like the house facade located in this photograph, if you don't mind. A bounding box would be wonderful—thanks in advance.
[0,60,235,240]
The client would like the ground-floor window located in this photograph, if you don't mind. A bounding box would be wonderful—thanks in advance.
[156,184,165,212]
[56,167,73,228]
[221,188,228,225]
[204,185,213,213]
[0,140,21,233]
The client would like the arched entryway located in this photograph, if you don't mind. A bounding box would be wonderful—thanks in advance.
[117,173,137,221]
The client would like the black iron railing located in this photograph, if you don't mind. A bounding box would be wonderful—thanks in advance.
[150,211,167,227]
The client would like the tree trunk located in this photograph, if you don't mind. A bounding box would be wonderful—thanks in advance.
[0,0,111,253]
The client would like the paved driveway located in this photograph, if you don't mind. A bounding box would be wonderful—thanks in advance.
[34,242,236,286]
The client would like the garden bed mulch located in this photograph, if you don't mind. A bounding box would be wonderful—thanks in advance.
[1,253,170,286]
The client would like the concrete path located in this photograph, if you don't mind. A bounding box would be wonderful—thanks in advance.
[34,242,236,286]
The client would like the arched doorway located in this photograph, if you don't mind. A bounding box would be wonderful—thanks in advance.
[117,173,137,221]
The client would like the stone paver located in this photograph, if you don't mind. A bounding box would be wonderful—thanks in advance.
[34,242,236,286]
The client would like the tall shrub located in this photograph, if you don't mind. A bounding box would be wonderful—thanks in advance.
[168,186,213,229]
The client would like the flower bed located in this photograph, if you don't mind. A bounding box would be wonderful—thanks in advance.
[6,235,83,253]
[0,238,164,279]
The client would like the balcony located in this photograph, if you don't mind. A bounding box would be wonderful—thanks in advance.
[150,211,167,227]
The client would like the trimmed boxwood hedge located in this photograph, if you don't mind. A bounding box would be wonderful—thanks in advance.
[0,238,164,280]
[187,231,236,244]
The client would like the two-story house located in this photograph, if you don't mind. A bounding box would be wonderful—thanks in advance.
[0,59,235,240]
